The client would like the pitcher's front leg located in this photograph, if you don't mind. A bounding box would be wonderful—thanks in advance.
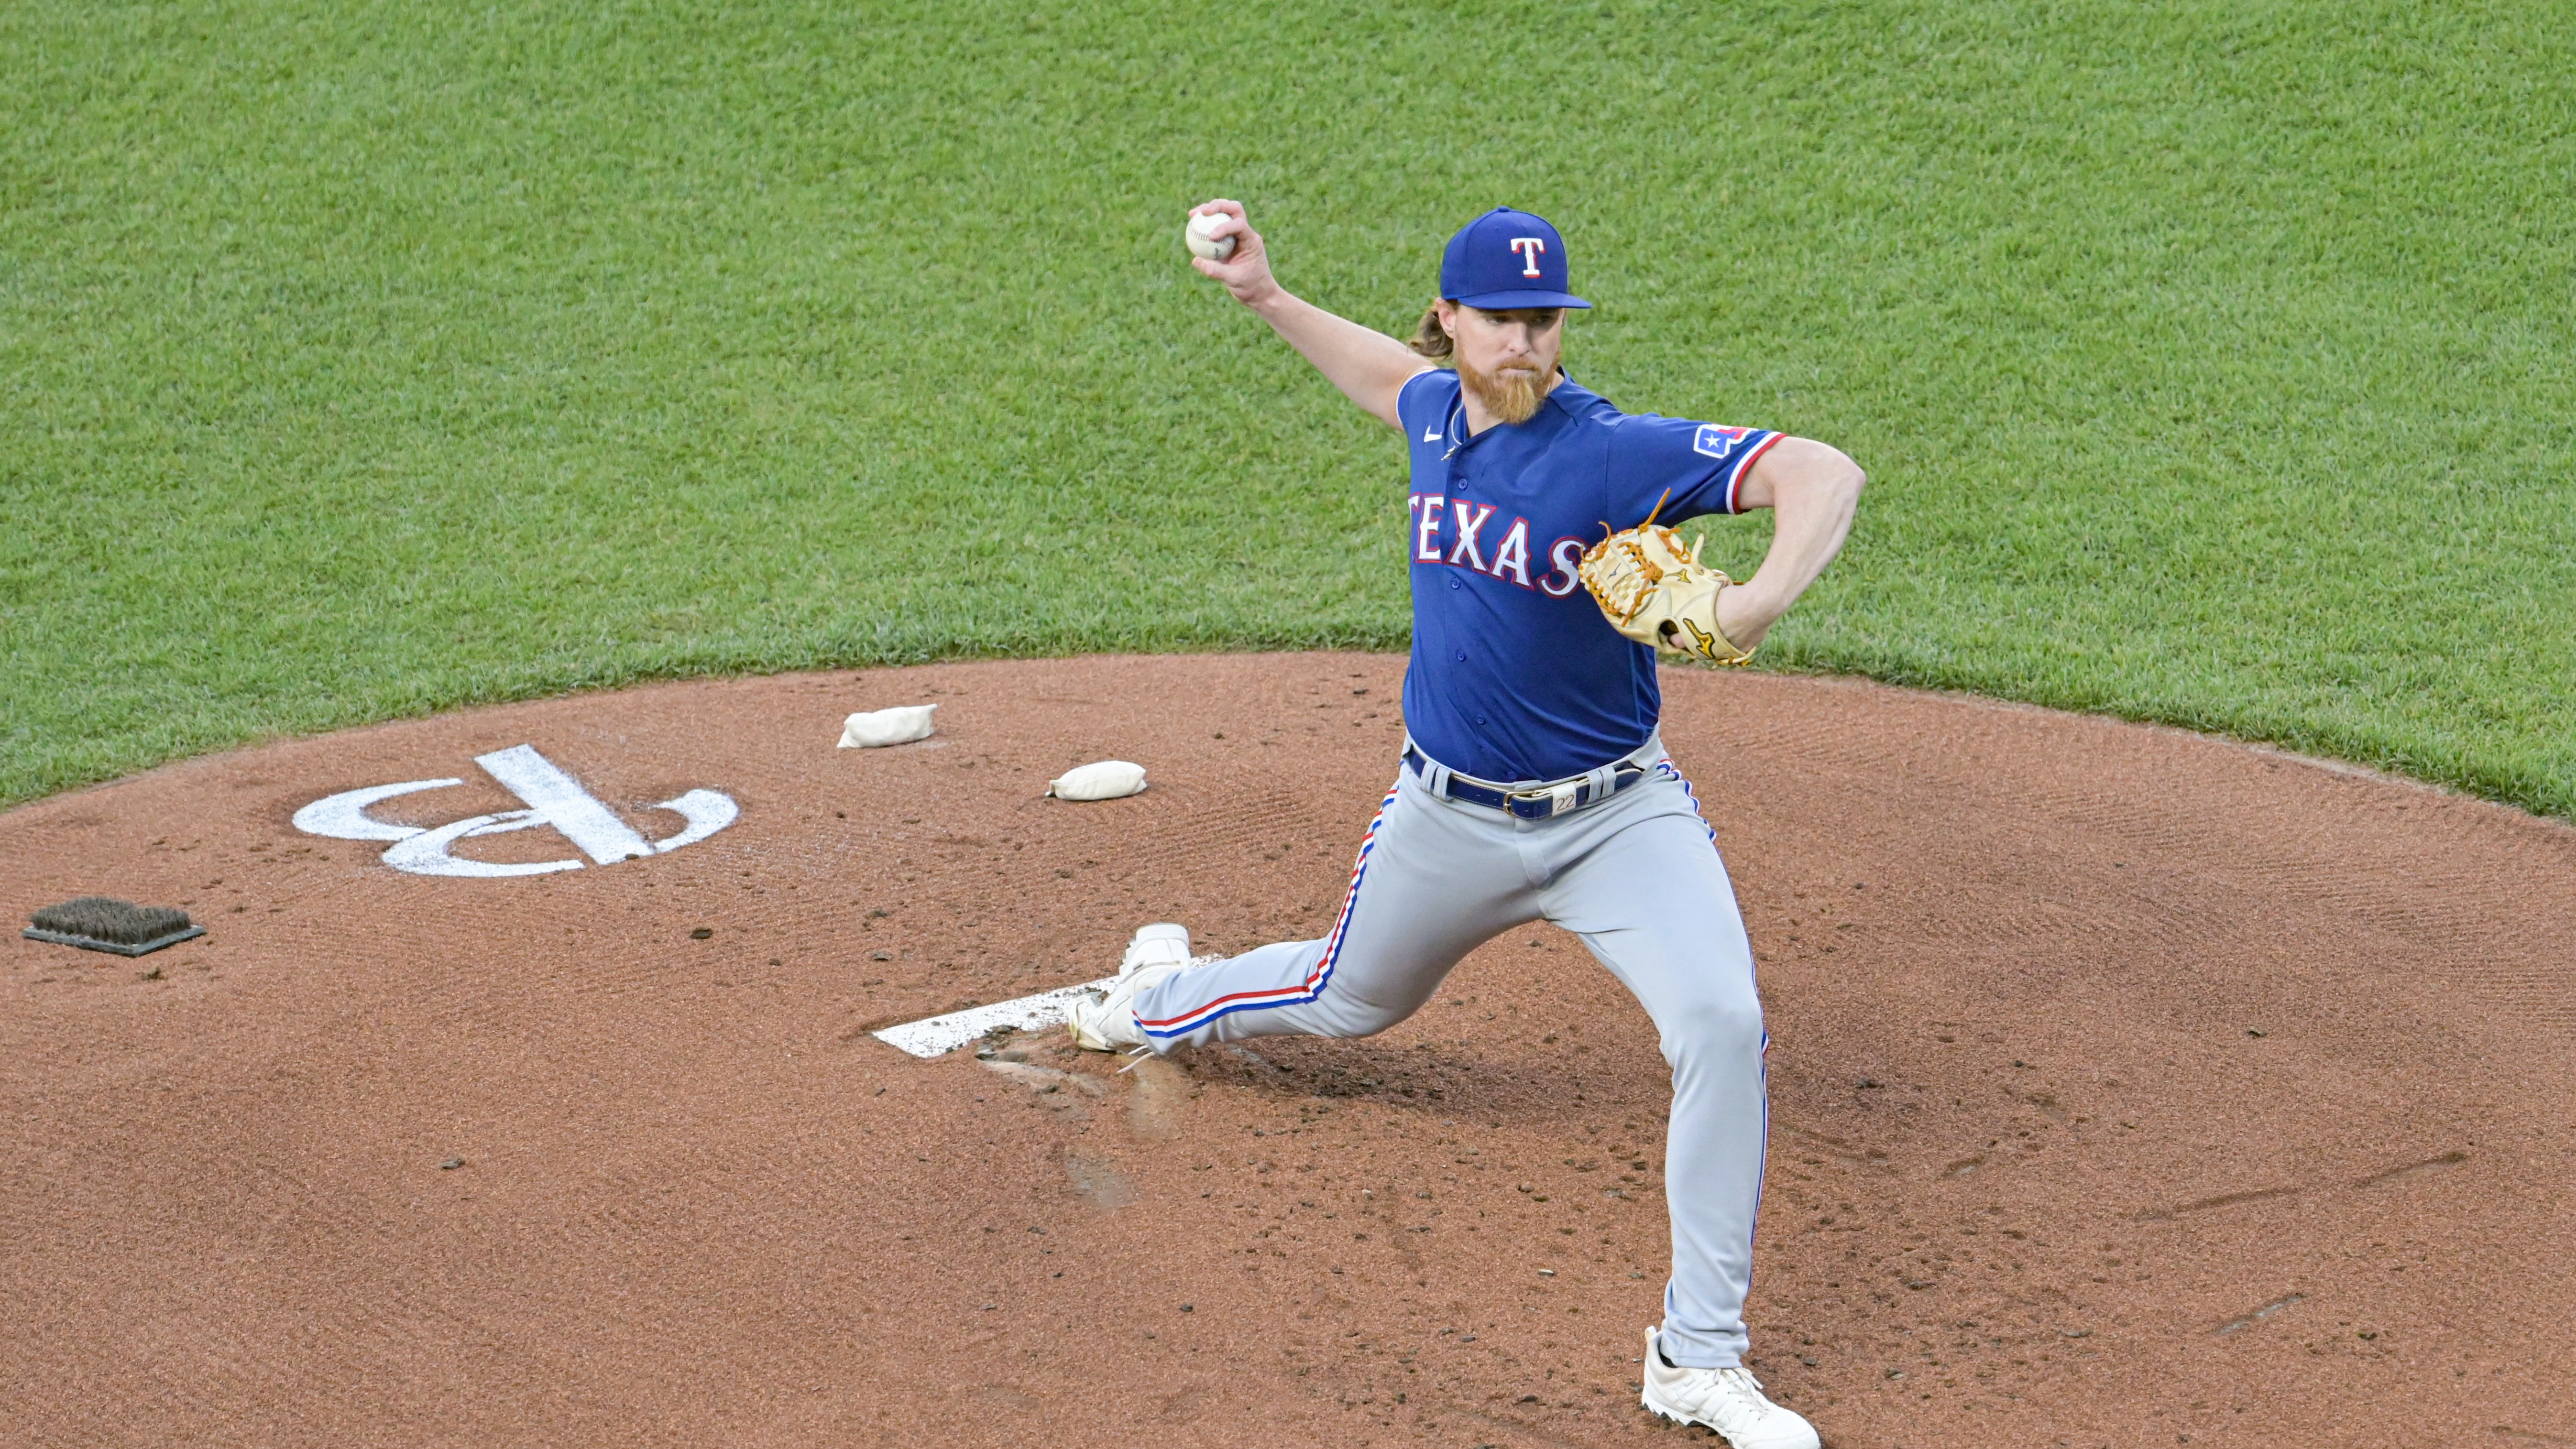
[1547,793,1772,1371]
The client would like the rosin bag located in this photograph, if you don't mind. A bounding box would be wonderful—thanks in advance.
[1046,760,1147,801]
[838,704,938,748]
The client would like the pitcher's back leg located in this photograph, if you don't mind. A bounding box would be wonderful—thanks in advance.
[1131,774,1535,1051]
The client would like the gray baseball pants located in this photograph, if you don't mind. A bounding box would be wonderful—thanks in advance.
[1128,737,1771,1369]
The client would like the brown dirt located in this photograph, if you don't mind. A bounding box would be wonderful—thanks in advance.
[4,653,2572,1448]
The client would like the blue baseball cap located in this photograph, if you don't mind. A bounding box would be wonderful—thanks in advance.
[1440,207,1590,310]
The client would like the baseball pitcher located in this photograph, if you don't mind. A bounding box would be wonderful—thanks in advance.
[1073,202,1864,1449]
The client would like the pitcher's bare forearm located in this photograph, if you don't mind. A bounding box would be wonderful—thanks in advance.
[1719,436,1865,648]
[1241,286,1429,430]
[1185,198,1427,430]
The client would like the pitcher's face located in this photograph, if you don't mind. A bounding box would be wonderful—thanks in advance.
[1440,302,1566,425]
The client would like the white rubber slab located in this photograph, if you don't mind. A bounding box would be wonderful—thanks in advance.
[870,977,1117,1058]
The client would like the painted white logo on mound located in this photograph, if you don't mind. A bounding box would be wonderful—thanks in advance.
[292,744,738,878]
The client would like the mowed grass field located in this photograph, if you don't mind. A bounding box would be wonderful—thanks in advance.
[4,1,2571,814]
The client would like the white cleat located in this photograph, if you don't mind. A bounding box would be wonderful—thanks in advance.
[1640,1327,1820,1449]
[1067,924,1193,1052]
[1118,922,1194,975]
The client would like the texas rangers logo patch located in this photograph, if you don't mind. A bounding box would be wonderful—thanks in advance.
[1692,425,1752,460]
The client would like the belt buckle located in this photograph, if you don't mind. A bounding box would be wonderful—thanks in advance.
[1509,781,1582,818]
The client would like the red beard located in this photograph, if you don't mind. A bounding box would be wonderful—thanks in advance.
[1457,353,1559,425]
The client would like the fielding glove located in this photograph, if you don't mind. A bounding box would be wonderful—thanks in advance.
[1578,515,1755,665]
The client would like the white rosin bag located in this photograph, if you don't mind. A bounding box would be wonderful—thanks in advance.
[1047,760,1147,801]
[838,704,938,748]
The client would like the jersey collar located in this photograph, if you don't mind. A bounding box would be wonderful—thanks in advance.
[1445,370,1589,459]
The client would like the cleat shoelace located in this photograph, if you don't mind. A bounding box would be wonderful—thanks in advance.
[1671,1367,1777,1431]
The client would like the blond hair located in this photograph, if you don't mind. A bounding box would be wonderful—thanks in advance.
[1407,301,1452,359]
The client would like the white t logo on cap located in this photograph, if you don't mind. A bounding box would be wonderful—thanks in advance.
[1509,237,1546,277]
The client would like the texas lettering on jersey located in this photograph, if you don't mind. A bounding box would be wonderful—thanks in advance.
[1392,367,1779,783]
[1408,494,1586,598]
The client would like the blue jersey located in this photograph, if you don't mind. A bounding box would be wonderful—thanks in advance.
[1395,368,1780,783]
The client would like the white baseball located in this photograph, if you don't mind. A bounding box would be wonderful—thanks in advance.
[1185,211,1238,262]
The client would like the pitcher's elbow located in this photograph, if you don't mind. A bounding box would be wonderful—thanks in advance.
[1826,455,1866,513]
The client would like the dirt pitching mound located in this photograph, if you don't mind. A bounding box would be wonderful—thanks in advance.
[4,654,2571,1448]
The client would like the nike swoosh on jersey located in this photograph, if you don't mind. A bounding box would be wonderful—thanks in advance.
[1424,425,1442,441]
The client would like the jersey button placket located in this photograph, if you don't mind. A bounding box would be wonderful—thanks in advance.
[1444,447,1472,600]
[1448,444,1479,717]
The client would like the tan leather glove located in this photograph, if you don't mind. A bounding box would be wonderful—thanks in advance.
[1578,520,1755,665]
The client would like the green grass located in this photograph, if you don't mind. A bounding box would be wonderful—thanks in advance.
[4,1,2571,814]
